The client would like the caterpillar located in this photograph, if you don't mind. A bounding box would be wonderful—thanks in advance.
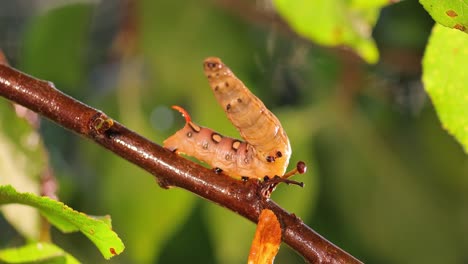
[163,57,305,185]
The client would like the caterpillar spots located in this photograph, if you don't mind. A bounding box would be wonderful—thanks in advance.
[163,57,306,183]
[202,141,209,150]
[164,105,257,178]
[266,156,275,163]
[189,122,201,132]
[232,140,241,151]
[212,133,222,143]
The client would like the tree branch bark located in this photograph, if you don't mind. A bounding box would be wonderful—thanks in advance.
[0,63,362,264]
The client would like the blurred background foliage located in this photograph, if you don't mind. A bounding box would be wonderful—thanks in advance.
[0,0,467,263]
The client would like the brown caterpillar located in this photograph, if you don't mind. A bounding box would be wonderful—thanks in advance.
[164,57,305,183]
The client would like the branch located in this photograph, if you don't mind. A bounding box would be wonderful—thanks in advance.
[0,63,362,264]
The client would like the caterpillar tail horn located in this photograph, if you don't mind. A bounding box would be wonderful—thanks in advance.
[171,105,192,123]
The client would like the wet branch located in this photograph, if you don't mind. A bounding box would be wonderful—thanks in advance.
[0,63,362,264]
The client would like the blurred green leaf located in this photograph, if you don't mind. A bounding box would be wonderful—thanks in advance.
[273,0,388,63]
[422,24,468,153]
[0,242,79,264]
[0,185,124,259]
[0,101,45,239]
[19,3,94,91]
[157,204,216,263]
[203,204,255,264]
[313,106,468,264]
[420,0,468,32]
[139,0,254,121]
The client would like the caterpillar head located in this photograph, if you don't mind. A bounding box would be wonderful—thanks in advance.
[203,57,236,93]
[204,57,224,74]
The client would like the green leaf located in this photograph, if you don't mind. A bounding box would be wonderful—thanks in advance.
[0,185,125,259]
[272,0,390,63]
[422,24,468,153]
[420,0,468,33]
[0,242,79,264]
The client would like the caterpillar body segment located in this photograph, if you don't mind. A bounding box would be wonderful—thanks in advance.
[203,57,291,176]
[163,106,284,179]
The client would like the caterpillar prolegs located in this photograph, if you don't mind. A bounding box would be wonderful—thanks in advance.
[163,57,306,189]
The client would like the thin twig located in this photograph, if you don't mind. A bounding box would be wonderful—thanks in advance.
[0,64,362,264]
